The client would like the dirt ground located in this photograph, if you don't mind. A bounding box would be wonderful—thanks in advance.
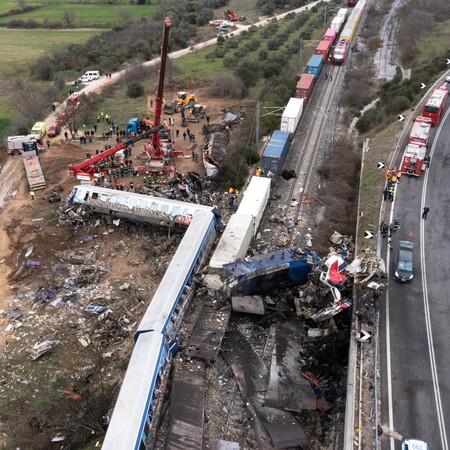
[0,89,251,447]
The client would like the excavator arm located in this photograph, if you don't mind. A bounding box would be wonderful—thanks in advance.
[68,123,167,178]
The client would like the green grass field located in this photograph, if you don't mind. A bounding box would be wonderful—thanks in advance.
[0,0,160,27]
[0,28,100,69]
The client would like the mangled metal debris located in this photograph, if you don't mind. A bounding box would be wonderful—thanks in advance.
[221,330,308,448]
[231,295,265,315]
[27,340,59,360]
[223,247,319,297]
[266,318,316,412]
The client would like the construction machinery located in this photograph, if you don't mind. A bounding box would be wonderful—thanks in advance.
[68,123,168,179]
[186,104,207,123]
[68,18,172,178]
[224,9,238,21]
[163,91,197,115]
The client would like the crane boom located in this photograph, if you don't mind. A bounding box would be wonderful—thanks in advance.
[151,18,171,156]
[68,123,167,178]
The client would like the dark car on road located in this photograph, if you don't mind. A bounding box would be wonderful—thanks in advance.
[394,240,414,282]
[47,123,61,138]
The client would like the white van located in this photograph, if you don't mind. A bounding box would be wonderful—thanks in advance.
[80,71,100,83]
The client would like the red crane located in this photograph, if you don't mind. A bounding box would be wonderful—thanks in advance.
[151,17,171,159]
[68,123,168,178]
[68,19,172,179]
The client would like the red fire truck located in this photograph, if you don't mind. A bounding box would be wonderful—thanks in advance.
[422,85,448,126]
[408,116,432,146]
[400,141,427,176]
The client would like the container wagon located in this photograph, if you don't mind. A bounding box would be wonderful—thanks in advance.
[314,40,332,61]
[280,98,304,134]
[331,16,344,32]
[323,27,337,43]
[295,74,315,102]
[261,130,290,175]
[306,54,324,79]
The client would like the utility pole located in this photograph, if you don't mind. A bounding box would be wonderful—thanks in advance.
[256,101,260,146]
[298,37,303,74]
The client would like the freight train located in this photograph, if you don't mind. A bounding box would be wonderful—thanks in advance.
[265,1,367,175]
[332,0,367,63]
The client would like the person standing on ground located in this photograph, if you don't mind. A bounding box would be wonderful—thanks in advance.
[422,206,430,219]
[30,190,35,200]
[383,187,388,201]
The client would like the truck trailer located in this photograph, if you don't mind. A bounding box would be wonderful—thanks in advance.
[22,141,46,190]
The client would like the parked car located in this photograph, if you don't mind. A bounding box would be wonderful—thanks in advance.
[47,123,61,138]
[402,438,429,450]
[217,22,230,31]
[394,240,414,282]
[446,71,450,83]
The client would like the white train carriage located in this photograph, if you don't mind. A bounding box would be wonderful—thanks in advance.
[136,210,218,341]
[102,331,171,450]
[66,185,213,228]
[209,176,271,273]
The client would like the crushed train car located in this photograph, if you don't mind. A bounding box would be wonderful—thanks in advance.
[223,247,319,297]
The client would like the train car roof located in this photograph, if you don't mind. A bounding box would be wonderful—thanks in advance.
[102,332,165,450]
[136,211,215,334]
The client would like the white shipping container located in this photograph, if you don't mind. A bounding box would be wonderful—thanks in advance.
[280,98,304,134]
[237,176,271,235]
[209,213,254,273]
[331,16,344,31]
[336,8,349,19]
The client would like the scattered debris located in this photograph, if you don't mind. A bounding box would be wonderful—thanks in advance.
[27,340,59,360]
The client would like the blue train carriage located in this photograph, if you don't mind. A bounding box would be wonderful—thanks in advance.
[261,130,290,176]
[102,331,171,450]
[135,210,220,343]
[305,54,324,80]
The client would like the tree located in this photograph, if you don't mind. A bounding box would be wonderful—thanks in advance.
[62,10,75,28]
[17,0,27,9]
[118,9,132,26]
[127,81,145,98]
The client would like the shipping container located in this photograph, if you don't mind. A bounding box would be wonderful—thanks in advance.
[331,16,344,32]
[336,7,349,19]
[236,176,271,234]
[280,98,304,134]
[314,40,332,60]
[306,54,324,79]
[208,213,254,273]
[323,27,337,43]
[295,73,315,102]
[261,130,290,175]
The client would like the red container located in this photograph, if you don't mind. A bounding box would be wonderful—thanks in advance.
[295,74,315,103]
[314,40,331,60]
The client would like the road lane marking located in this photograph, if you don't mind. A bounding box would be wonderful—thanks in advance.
[420,106,450,450]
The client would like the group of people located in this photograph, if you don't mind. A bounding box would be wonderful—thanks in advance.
[383,166,402,202]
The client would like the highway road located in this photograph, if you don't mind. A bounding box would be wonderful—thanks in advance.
[381,93,450,449]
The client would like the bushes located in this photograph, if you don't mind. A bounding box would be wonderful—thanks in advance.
[205,73,246,99]
[126,81,145,98]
